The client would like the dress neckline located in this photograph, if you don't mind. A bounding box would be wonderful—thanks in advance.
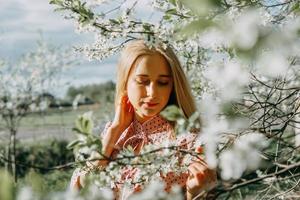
[133,114,164,127]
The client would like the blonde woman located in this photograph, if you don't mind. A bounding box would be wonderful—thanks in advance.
[71,40,217,199]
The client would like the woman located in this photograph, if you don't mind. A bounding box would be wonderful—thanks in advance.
[71,40,217,199]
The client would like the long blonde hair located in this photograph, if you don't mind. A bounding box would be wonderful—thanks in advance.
[115,40,197,119]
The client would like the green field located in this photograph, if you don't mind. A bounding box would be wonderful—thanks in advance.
[19,103,114,128]
[0,103,114,143]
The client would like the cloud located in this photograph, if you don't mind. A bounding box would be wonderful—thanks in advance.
[56,61,117,97]
[0,0,91,59]
[0,0,72,31]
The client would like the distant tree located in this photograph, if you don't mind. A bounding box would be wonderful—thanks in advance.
[0,41,74,182]
[66,80,115,104]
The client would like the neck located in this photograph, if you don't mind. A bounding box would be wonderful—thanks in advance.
[134,112,154,124]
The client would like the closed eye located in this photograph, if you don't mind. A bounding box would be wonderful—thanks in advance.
[136,79,150,85]
[135,78,170,86]
[158,81,169,86]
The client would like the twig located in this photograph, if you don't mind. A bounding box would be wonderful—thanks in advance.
[269,177,300,200]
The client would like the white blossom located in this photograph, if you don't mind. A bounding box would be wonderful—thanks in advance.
[204,59,249,100]
[229,9,261,50]
[220,133,268,180]
[129,180,183,200]
[257,51,289,77]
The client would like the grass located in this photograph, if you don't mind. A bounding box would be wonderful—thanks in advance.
[0,102,114,143]
[17,169,74,193]
[0,103,114,129]
[19,103,114,128]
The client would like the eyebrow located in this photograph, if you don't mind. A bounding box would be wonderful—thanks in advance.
[136,74,172,78]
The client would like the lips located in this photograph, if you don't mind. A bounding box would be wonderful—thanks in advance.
[144,102,159,107]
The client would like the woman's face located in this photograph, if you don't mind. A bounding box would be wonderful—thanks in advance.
[126,53,173,123]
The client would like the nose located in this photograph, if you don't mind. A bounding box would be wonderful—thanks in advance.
[146,82,157,98]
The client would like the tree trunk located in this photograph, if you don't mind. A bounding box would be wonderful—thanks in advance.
[6,134,12,174]
[7,114,18,183]
[11,128,17,183]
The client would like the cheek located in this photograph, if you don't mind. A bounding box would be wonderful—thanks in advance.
[127,82,145,105]
[159,87,173,102]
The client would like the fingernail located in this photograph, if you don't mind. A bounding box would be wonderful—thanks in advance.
[196,173,204,181]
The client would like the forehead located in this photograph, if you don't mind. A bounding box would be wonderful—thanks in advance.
[131,53,171,76]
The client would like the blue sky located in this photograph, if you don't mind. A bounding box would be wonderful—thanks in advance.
[0,0,117,98]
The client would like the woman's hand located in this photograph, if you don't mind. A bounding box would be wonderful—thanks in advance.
[111,94,134,133]
[100,94,134,165]
[186,158,217,199]
[76,95,135,189]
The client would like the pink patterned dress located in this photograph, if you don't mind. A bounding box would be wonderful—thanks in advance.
[70,114,198,198]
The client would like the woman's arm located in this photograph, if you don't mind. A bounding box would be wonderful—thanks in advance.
[71,95,134,189]
[98,125,124,166]
[100,94,134,166]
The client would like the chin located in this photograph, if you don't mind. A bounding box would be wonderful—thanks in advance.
[142,110,159,118]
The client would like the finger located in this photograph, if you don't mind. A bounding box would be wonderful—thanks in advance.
[123,95,128,105]
[188,165,200,177]
[195,158,208,167]
[195,146,204,154]
[126,99,131,111]
[129,105,133,113]
[189,164,211,184]
[118,95,126,105]
[190,161,208,171]
[187,176,200,190]
[126,98,130,105]
[119,95,128,111]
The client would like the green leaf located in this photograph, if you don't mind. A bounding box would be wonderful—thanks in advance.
[54,7,68,12]
[49,0,62,5]
[169,0,177,6]
[72,127,83,134]
[74,118,84,133]
[188,111,199,123]
[73,112,94,135]
[290,2,300,14]
[166,8,177,15]
[179,0,222,16]
[67,139,82,149]
[177,18,215,38]
[109,19,120,24]
[163,15,172,20]
[160,105,184,121]
[143,23,152,32]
